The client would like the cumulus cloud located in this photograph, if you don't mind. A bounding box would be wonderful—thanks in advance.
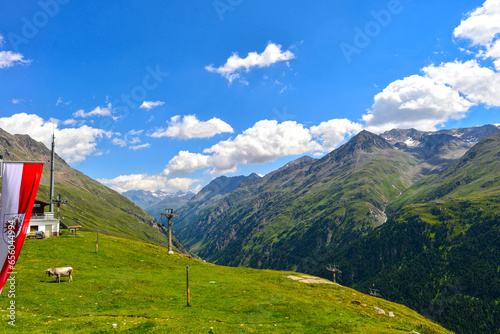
[0,51,30,69]
[163,151,210,176]
[453,0,500,69]
[0,113,112,164]
[98,174,169,193]
[162,120,340,176]
[150,115,234,139]
[423,60,500,106]
[453,0,500,46]
[205,42,295,83]
[310,119,363,151]
[204,120,321,174]
[98,173,200,193]
[166,177,199,191]
[73,103,113,118]
[361,1,500,133]
[363,75,474,133]
[140,100,165,110]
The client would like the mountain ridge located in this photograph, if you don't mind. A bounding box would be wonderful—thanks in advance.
[175,130,417,268]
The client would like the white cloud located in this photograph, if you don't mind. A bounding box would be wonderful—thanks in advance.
[140,100,165,110]
[11,98,23,105]
[0,51,30,69]
[162,120,327,176]
[128,129,144,136]
[111,132,150,151]
[205,42,295,83]
[363,75,474,133]
[98,174,169,193]
[362,1,500,134]
[453,0,500,69]
[112,137,127,147]
[0,113,112,164]
[423,60,500,106]
[62,119,78,126]
[166,177,199,191]
[310,119,364,151]
[56,97,71,106]
[98,173,199,193]
[130,143,150,151]
[453,0,500,46]
[150,115,234,139]
[129,137,141,145]
[0,34,4,47]
[204,120,321,174]
[73,103,113,118]
[163,151,210,176]
[56,126,112,163]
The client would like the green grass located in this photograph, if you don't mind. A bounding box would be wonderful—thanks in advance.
[0,233,452,333]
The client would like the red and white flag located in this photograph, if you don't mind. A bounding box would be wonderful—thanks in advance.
[0,162,43,293]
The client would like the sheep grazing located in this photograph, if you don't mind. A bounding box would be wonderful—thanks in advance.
[45,267,73,283]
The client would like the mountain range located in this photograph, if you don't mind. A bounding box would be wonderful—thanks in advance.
[172,124,500,334]
[122,189,194,221]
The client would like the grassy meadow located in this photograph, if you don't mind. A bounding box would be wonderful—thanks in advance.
[0,232,452,333]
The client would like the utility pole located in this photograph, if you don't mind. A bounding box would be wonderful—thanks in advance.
[49,132,56,213]
[52,193,69,219]
[369,288,381,297]
[96,230,99,253]
[186,265,190,307]
[160,208,179,254]
[326,264,342,284]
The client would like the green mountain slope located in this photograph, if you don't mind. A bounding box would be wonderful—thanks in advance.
[177,131,418,271]
[0,128,188,253]
[0,232,452,333]
[326,131,500,334]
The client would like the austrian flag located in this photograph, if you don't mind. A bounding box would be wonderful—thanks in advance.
[0,162,43,293]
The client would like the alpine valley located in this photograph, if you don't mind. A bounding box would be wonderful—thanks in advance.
[173,124,500,334]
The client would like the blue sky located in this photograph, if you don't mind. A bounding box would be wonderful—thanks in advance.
[1,0,499,194]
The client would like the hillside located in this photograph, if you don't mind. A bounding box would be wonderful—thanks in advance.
[323,131,500,334]
[174,173,261,231]
[0,232,452,333]
[176,131,418,271]
[172,125,500,333]
[0,128,188,253]
[174,126,499,272]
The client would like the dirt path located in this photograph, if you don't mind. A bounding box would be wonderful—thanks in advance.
[286,275,340,285]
